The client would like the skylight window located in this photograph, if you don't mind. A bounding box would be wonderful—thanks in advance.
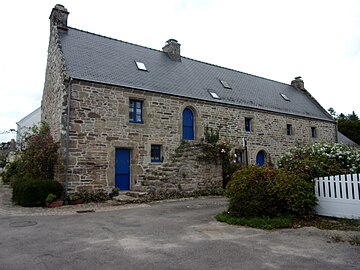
[220,80,231,89]
[135,61,147,71]
[280,93,290,101]
[209,90,220,99]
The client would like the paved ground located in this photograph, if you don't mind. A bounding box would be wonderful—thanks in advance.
[0,185,359,270]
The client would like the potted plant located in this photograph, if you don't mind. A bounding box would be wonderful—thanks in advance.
[68,193,83,205]
[45,193,63,208]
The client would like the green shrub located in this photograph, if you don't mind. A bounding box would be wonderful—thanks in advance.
[1,159,24,185]
[45,193,57,203]
[226,166,282,217]
[226,166,317,218]
[12,179,64,207]
[78,189,110,203]
[270,170,317,218]
[2,122,59,185]
[21,122,59,180]
[278,143,360,179]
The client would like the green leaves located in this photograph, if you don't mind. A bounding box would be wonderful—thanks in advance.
[278,143,360,178]
[226,166,317,218]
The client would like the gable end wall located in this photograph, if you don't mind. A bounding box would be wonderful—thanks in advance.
[41,25,70,182]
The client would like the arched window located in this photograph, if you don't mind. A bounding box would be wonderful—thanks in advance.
[182,108,194,140]
[256,150,266,167]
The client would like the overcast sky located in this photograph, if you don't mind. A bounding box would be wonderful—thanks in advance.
[1,0,359,142]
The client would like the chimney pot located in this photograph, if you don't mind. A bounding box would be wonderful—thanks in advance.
[50,4,69,31]
[291,76,305,91]
[162,39,181,62]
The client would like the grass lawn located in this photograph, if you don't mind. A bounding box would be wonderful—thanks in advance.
[215,211,360,231]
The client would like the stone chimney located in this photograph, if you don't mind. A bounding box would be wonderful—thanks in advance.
[291,76,305,91]
[162,39,181,62]
[49,4,69,31]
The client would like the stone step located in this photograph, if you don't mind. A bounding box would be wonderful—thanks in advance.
[117,191,148,198]
[112,194,139,203]
[126,191,148,198]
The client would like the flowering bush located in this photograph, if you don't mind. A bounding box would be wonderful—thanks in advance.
[2,122,59,184]
[278,143,360,179]
[21,122,59,180]
[199,126,240,187]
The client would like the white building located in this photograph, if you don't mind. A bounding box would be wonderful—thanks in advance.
[16,107,41,147]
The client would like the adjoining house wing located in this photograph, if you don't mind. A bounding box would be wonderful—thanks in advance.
[337,131,359,147]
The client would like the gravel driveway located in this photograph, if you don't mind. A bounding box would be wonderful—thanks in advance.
[0,195,359,270]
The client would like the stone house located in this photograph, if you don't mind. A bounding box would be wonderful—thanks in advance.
[42,5,337,193]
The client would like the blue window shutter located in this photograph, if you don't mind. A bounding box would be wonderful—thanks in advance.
[182,108,194,140]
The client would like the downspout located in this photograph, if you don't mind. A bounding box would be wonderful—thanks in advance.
[64,77,73,194]
[335,120,339,143]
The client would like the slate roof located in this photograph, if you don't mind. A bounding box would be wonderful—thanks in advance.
[59,27,333,121]
[337,132,359,147]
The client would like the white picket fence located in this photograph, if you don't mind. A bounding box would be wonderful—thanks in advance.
[314,174,360,219]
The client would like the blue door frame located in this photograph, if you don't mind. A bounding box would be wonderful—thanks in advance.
[256,151,266,167]
[182,108,194,140]
[115,148,131,190]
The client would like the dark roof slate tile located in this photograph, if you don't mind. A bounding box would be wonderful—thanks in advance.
[59,28,333,121]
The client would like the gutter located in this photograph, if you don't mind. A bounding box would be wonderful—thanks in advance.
[72,77,335,124]
[64,77,73,194]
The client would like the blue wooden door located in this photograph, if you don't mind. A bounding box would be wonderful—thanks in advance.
[256,151,266,167]
[182,108,194,140]
[115,148,131,190]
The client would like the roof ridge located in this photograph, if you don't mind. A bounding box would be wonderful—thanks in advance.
[67,27,291,87]
[181,55,291,87]
[67,26,163,54]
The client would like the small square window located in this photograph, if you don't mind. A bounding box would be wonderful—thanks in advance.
[287,124,292,135]
[245,118,252,132]
[220,80,231,89]
[311,127,317,138]
[135,61,147,71]
[280,93,290,101]
[151,145,162,162]
[129,99,143,123]
[209,90,220,99]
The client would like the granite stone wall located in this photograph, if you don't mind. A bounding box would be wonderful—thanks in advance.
[44,80,336,192]
[41,24,69,142]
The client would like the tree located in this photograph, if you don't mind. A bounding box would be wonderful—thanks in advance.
[328,107,337,119]
[21,122,59,179]
[327,108,360,145]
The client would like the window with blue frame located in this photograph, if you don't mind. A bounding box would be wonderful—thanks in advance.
[245,118,252,132]
[129,99,143,123]
[151,145,162,162]
[182,108,195,140]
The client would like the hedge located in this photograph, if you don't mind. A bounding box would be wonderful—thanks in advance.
[12,179,64,207]
[226,166,317,218]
